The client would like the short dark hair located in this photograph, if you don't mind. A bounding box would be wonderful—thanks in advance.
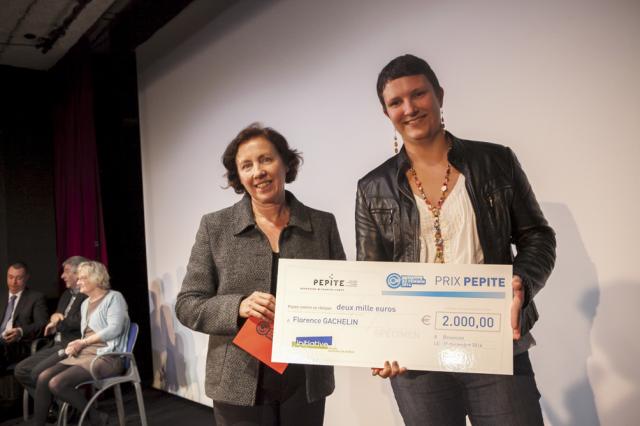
[8,261,29,275]
[222,123,303,194]
[376,54,442,110]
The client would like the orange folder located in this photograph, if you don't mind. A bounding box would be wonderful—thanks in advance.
[233,317,288,374]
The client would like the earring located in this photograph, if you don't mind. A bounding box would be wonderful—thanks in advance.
[393,131,399,154]
[440,108,445,129]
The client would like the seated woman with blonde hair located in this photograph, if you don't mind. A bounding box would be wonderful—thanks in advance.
[32,260,130,426]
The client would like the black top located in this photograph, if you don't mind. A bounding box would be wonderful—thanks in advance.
[255,252,306,405]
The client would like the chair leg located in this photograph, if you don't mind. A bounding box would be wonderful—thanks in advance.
[134,382,148,426]
[78,386,110,426]
[23,389,29,422]
[114,384,125,426]
[57,402,69,426]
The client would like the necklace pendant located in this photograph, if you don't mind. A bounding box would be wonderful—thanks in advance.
[410,164,451,266]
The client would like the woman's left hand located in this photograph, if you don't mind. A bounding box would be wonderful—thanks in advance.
[239,291,276,320]
[65,339,86,356]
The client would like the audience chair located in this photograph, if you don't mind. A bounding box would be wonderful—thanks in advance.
[58,322,147,426]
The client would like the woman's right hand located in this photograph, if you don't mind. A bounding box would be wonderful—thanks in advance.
[64,339,86,357]
[239,291,276,320]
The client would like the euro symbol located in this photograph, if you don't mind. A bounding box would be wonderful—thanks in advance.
[421,315,431,326]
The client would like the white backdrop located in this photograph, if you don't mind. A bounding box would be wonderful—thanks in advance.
[136,0,640,424]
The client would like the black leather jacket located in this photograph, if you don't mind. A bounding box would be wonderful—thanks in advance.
[356,132,556,337]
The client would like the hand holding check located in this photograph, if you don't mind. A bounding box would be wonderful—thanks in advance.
[371,275,524,379]
[239,291,276,321]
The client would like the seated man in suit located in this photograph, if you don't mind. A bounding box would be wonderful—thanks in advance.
[14,256,88,398]
[0,262,48,371]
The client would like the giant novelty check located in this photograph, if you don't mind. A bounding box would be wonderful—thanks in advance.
[272,259,513,375]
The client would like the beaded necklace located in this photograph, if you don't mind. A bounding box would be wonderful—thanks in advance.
[409,163,451,263]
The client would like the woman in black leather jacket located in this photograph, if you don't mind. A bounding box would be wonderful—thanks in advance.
[356,54,556,426]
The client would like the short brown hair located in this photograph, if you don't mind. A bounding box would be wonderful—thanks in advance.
[222,123,303,194]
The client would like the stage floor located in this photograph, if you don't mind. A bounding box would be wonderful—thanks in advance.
[1,386,213,425]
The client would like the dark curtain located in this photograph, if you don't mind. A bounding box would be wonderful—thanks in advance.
[52,42,108,267]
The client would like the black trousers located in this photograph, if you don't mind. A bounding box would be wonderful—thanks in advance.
[0,339,28,371]
[213,365,326,426]
[213,392,325,426]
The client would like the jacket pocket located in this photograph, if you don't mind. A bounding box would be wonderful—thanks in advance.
[482,179,512,209]
[206,336,230,388]
[370,208,395,225]
[477,182,513,255]
[369,207,401,259]
[483,182,512,225]
[370,208,396,245]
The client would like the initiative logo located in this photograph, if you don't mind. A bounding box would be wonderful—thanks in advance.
[386,273,427,289]
[292,336,333,349]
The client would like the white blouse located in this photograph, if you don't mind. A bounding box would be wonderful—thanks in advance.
[414,174,484,264]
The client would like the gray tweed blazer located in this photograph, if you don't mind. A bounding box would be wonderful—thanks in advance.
[175,191,346,406]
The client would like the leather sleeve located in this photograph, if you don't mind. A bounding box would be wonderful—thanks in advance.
[508,148,557,307]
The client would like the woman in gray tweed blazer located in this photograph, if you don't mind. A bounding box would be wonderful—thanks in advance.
[175,123,346,425]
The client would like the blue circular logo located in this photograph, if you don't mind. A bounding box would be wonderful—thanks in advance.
[386,273,402,289]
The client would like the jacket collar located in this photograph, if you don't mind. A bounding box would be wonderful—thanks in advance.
[394,146,413,200]
[446,131,467,172]
[395,145,411,173]
[232,190,312,235]
[394,131,467,173]
[392,131,467,199]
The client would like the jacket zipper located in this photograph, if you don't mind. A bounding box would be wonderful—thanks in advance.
[463,172,490,260]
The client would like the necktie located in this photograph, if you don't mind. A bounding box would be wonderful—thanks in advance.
[55,294,77,342]
[63,295,76,317]
[1,295,17,334]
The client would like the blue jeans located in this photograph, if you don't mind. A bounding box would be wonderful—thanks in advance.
[390,352,543,426]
